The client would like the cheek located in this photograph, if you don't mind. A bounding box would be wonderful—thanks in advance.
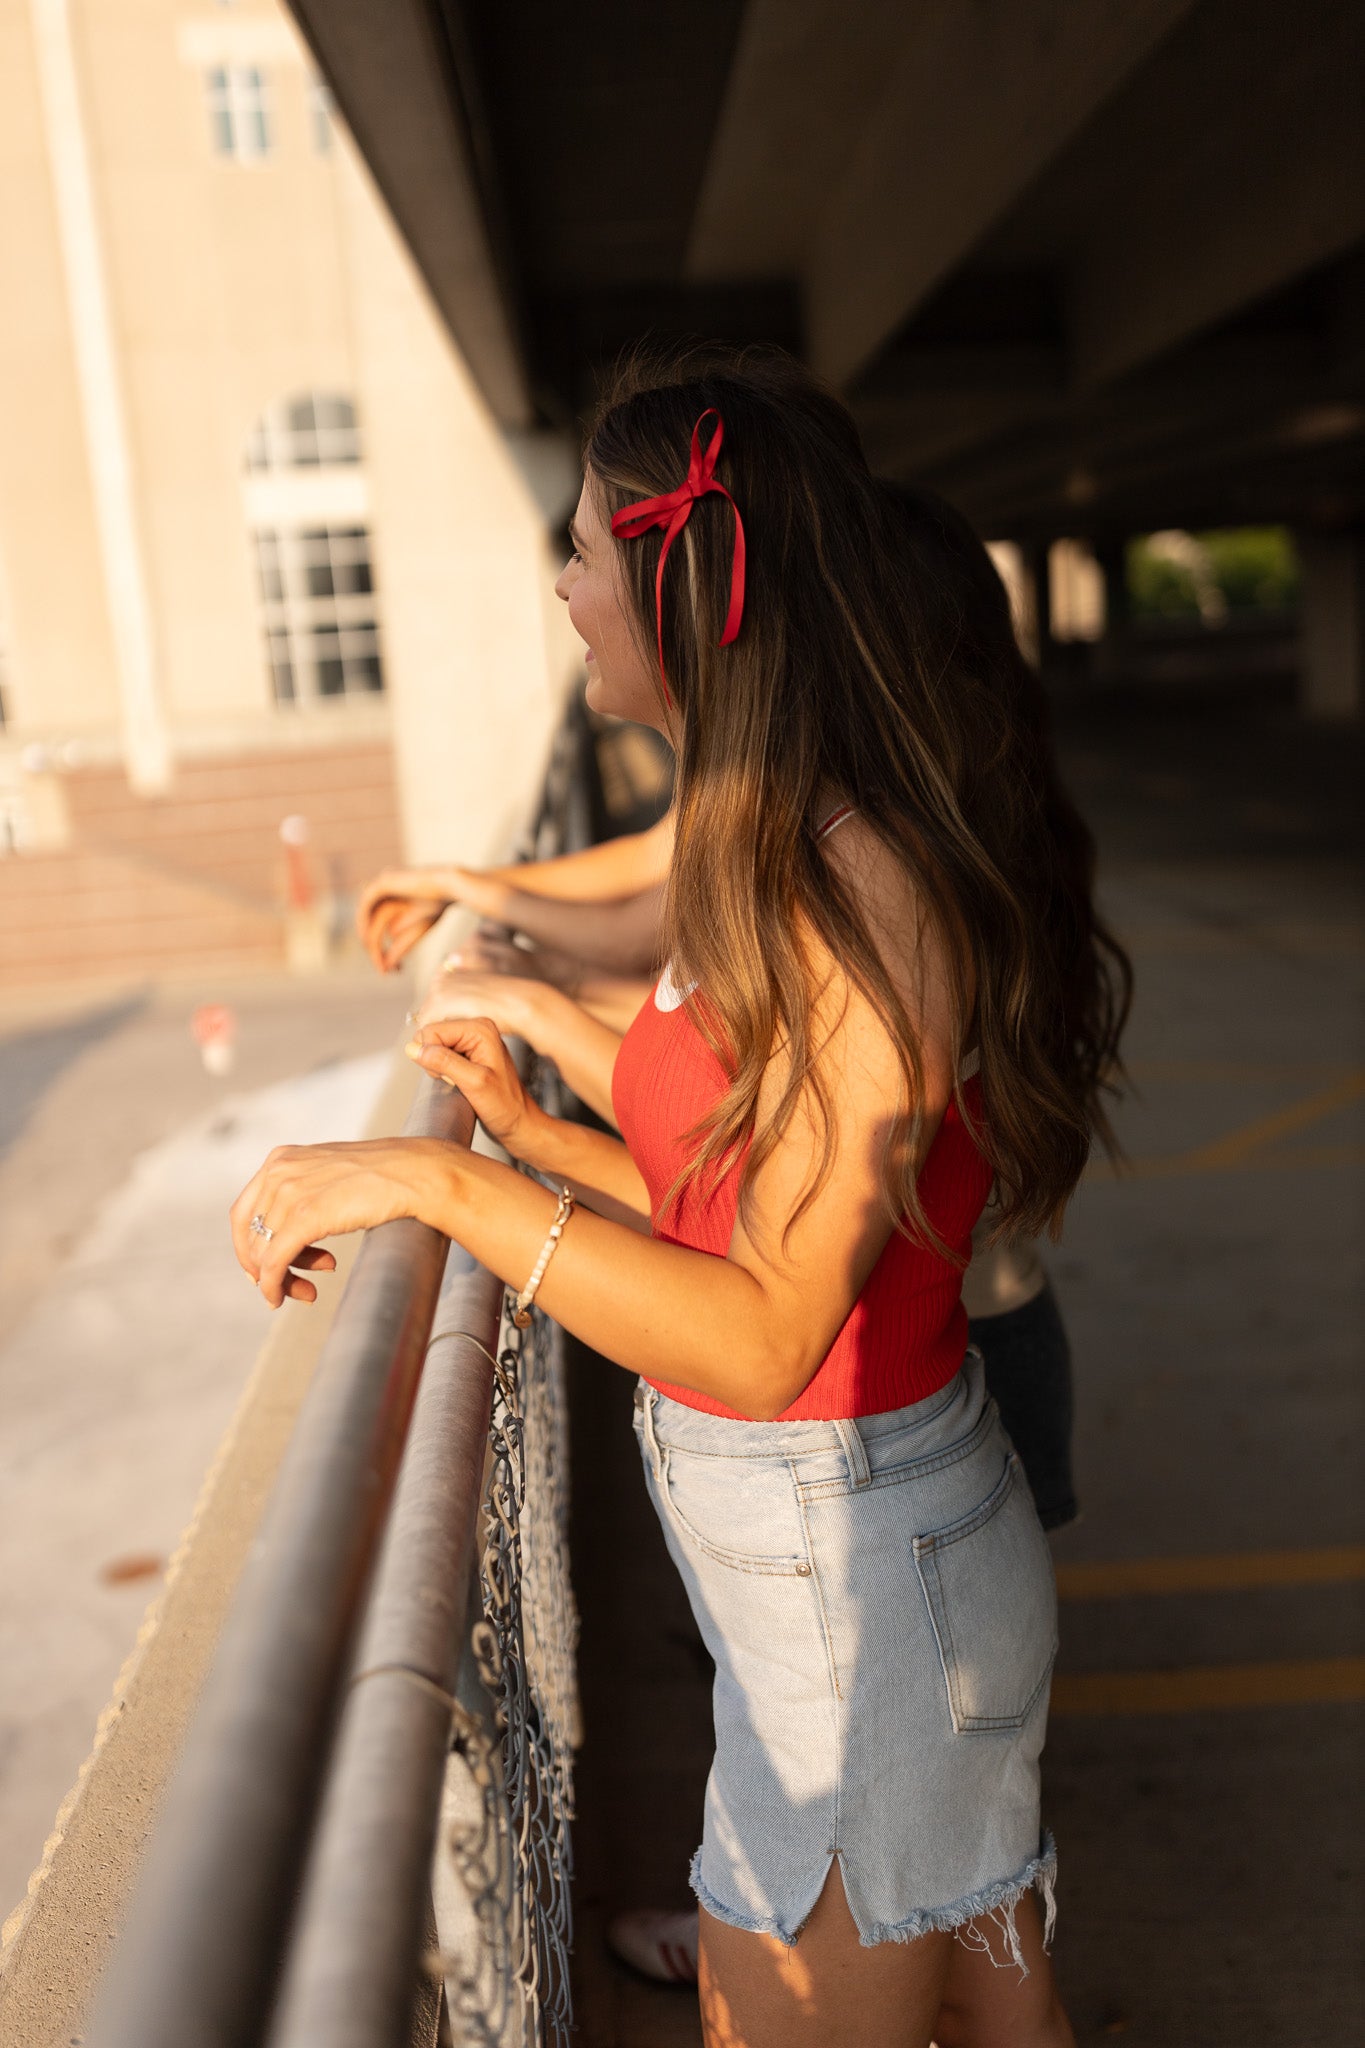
[571,572,632,673]
[568,567,664,724]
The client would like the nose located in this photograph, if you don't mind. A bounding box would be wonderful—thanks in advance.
[554,558,576,603]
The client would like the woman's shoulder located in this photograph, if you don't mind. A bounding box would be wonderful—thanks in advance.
[816,807,921,939]
[811,805,958,1062]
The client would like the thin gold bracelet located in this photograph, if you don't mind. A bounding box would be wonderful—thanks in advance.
[512,1185,575,1328]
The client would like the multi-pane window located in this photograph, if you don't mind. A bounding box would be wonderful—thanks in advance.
[245,393,359,471]
[205,66,272,161]
[255,527,384,706]
[245,393,381,710]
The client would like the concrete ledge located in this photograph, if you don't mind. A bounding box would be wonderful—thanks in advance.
[0,1050,421,2048]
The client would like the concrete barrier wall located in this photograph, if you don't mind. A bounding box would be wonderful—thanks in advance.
[0,1048,423,2048]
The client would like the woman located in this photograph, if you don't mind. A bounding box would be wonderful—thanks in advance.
[368,479,1094,1538]
[232,348,1128,2048]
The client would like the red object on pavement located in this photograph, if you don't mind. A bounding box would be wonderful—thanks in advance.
[191,1003,236,1049]
[191,1003,237,1075]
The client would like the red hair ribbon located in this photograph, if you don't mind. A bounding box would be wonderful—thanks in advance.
[609,408,746,706]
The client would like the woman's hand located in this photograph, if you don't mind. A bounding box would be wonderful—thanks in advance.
[356,867,451,972]
[405,1018,544,1158]
[414,965,548,1041]
[445,926,586,995]
[230,1137,451,1308]
[356,866,512,973]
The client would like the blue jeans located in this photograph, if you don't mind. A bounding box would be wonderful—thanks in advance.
[633,1353,1058,1957]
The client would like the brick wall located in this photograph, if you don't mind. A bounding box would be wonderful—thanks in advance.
[0,741,404,989]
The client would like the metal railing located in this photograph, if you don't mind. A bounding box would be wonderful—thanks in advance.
[88,703,596,2048]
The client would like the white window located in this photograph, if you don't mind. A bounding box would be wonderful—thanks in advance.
[245,393,381,708]
[206,66,272,162]
[255,526,384,706]
[245,392,360,471]
[308,76,334,154]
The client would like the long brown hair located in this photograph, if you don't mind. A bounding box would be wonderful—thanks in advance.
[587,345,1130,1246]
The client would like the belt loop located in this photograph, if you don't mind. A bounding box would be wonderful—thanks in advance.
[834,1416,871,1489]
[639,1383,665,1485]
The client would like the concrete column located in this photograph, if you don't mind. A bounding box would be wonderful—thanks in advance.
[1048,540,1105,643]
[1093,537,1130,681]
[1298,532,1364,721]
[1020,540,1054,672]
[29,0,170,791]
[333,136,575,871]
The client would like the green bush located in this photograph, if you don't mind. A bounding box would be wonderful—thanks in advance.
[1127,528,1299,622]
[1201,528,1300,613]
[1127,542,1201,620]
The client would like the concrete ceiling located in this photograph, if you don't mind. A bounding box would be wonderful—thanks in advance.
[287,0,1365,538]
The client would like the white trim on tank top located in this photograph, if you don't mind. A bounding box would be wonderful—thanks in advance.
[654,959,698,1012]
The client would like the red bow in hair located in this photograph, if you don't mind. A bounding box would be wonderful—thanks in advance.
[610,408,747,706]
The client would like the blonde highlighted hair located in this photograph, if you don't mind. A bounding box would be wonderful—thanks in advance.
[587,345,1130,1246]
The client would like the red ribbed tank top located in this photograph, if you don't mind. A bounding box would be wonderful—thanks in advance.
[611,815,993,1421]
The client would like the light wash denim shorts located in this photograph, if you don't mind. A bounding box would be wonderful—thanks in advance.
[632,1351,1058,1955]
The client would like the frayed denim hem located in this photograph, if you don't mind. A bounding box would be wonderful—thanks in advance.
[860,1832,1058,1971]
[688,1847,812,1948]
[690,1833,1057,1970]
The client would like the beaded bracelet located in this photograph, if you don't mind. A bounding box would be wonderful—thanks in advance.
[512,1185,576,1328]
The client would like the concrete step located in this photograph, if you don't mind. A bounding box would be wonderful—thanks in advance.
[0,740,404,987]
[61,744,403,908]
[0,845,286,986]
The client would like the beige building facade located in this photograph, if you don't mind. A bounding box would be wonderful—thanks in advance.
[0,0,579,978]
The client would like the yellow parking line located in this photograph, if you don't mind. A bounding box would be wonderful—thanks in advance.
[1051,1658,1365,1717]
[1094,1142,1365,1179]
[1086,1067,1365,1181]
[1089,1142,1365,1180]
[1056,1545,1365,1600]
[1179,1070,1365,1171]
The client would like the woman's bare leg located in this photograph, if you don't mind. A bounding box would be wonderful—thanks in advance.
[697,1862,950,2048]
[931,1891,1074,2048]
[698,1869,1073,2048]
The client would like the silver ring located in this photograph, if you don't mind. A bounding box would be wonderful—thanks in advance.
[249,1213,274,1241]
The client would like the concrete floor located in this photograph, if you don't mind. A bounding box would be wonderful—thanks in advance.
[0,682,1359,2041]
[0,966,403,1921]
[566,680,1365,2047]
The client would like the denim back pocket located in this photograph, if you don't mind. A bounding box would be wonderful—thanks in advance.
[913,1453,1057,1733]
[655,1443,813,1578]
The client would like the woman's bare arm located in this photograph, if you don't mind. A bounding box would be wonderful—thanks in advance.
[235,829,958,1421]
[575,971,654,1034]
[414,969,627,1127]
[358,815,674,972]
[435,931,653,1036]
[466,813,673,903]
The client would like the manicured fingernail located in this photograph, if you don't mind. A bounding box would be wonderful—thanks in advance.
[404,1040,422,1058]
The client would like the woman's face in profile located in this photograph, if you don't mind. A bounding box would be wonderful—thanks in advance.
[556,476,665,731]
